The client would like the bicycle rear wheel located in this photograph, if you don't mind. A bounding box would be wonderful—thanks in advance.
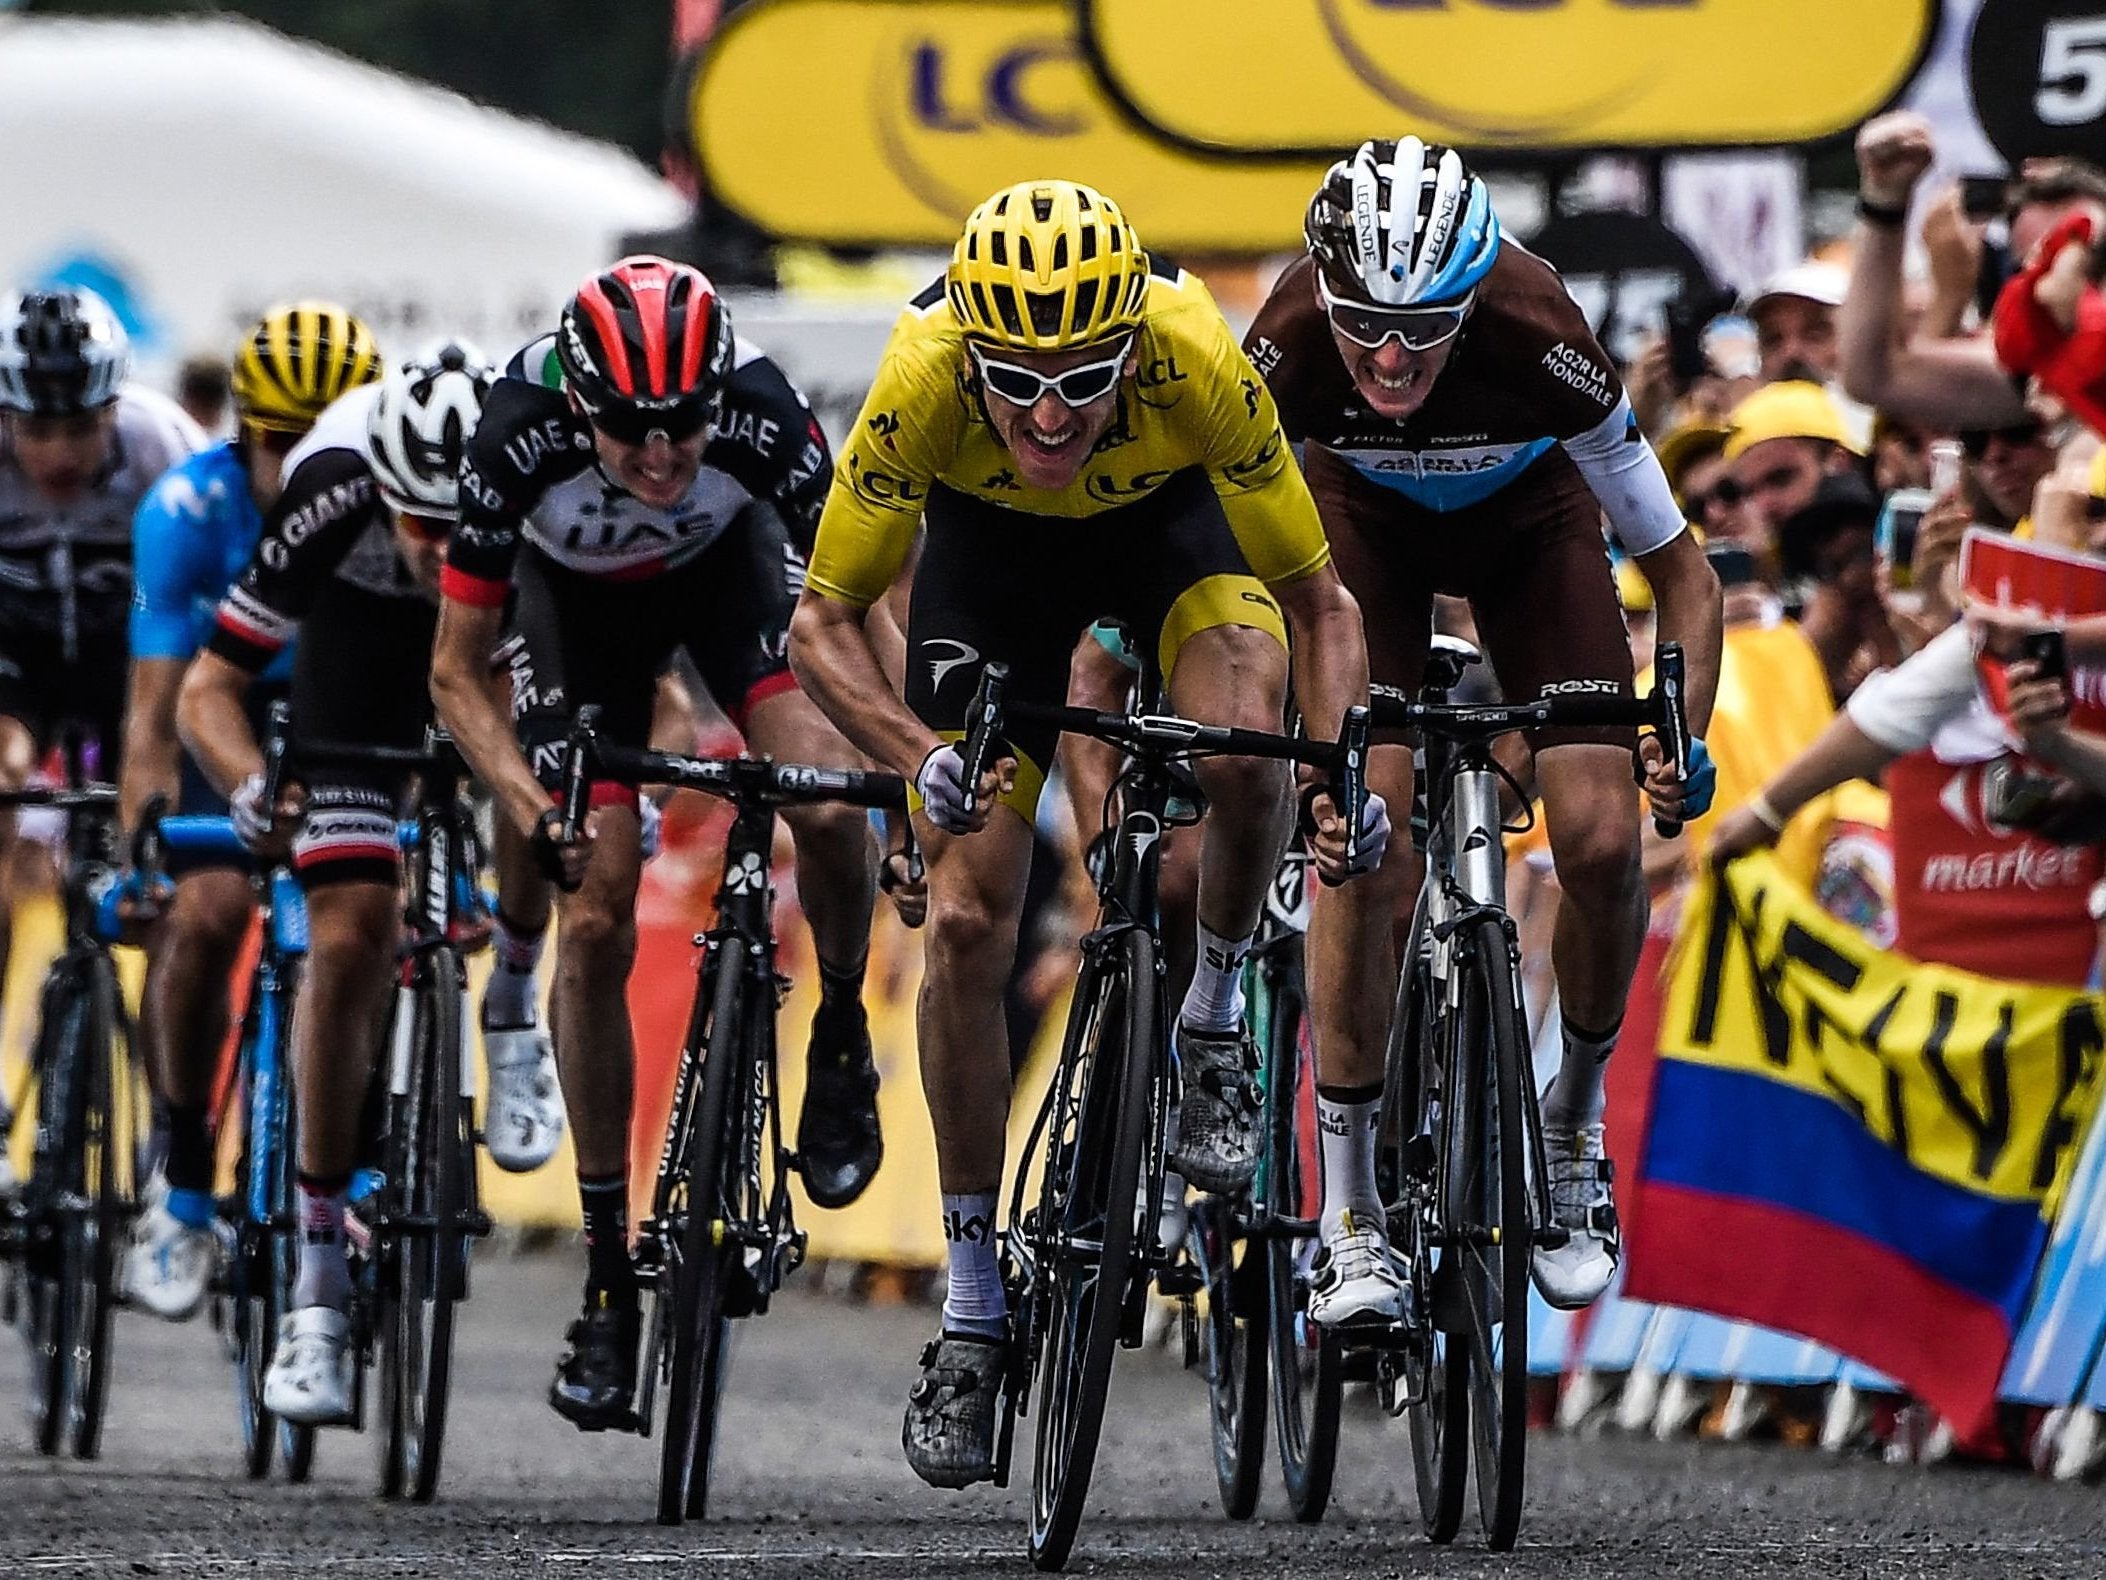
[657,947,742,1526]
[22,963,83,1457]
[380,949,471,1503]
[1398,925,1467,1544]
[1191,1195,1264,1520]
[64,956,139,1460]
[1259,951,1339,1524]
[1027,928,1158,1572]
[1453,913,1531,1550]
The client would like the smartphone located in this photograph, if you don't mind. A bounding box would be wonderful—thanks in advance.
[1877,487,1933,589]
[1705,543,1760,588]
[1960,174,2008,221]
[1929,438,1964,498]
[2023,627,2068,681]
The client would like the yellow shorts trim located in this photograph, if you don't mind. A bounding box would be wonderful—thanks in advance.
[1156,572,1288,681]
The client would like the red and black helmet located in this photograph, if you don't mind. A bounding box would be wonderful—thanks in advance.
[556,256,733,444]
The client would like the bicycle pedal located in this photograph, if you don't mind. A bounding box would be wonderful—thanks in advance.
[1154,1260,1201,1299]
[1536,1225,1570,1250]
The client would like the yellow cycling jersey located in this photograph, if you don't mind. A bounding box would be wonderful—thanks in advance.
[806,264,1332,608]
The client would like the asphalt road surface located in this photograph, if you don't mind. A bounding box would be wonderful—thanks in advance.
[4,1252,2104,1579]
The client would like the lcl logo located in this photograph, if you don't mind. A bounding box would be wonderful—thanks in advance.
[908,39,1086,136]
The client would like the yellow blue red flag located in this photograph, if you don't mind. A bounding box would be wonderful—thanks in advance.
[1625,853,2106,1435]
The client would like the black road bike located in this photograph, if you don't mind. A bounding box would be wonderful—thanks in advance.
[556,705,909,1526]
[1377,637,1689,1551]
[258,706,494,1501]
[0,763,150,1461]
[957,661,1367,1571]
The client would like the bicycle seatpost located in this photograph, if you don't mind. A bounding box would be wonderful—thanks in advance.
[958,662,1009,821]
[1651,642,1690,841]
[1326,703,1372,887]
[559,706,601,845]
[259,699,293,838]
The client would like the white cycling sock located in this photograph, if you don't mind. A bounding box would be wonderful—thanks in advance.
[939,1190,1006,1339]
[1543,1017,1619,1131]
[292,1180,352,1312]
[483,913,547,1029]
[1316,1085,1384,1243]
[1180,921,1252,1034]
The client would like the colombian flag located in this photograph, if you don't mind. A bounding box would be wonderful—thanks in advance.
[1625,854,2106,1437]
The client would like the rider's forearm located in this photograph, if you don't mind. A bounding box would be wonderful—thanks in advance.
[119,658,187,834]
[788,593,942,779]
[430,601,549,840]
[175,653,263,801]
[1278,569,1369,754]
[1642,534,1724,736]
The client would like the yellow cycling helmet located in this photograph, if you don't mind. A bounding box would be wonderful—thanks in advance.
[231,301,383,433]
[947,180,1151,352]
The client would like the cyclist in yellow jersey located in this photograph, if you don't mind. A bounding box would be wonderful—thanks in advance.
[791,180,1381,1489]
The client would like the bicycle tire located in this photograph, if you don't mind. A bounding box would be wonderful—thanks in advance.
[1260,955,1339,1524]
[1399,925,1467,1545]
[1027,927,1157,1572]
[231,989,273,1479]
[657,947,741,1526]
[66,956,131,1460]
[1191,1195,1265,1520]
[24,964,82,1457]
[276,1024,316,1485]
[393,948,469,1503]
[1454,913,1531,1550]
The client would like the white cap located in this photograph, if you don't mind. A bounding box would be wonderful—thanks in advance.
[1745,261,1848,316]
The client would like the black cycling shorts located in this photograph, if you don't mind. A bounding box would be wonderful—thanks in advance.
[504,501,803,806]
[288,580,437,890]
[0,619,130,766]
[904,467,1287,816]
[1304,444,1636,753]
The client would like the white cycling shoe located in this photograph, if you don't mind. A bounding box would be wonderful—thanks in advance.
[122,1183,216,1321]
[481,1025,565,1173]
[263,1306,354,1425]
[1532,1122,1620,1310]
[1307,1209,1407,1328]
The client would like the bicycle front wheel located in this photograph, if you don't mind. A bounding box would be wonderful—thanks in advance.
[1027,928,1158,1572]
[657,947,742,1526]
[1453,913,1532,1551]
[1191,1195,1264,1520]
[1259,949,1339,1524]
[380,948,471,1502]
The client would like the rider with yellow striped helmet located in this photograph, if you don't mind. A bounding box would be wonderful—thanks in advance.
[946,179,1152,353]
[230,301,383,437]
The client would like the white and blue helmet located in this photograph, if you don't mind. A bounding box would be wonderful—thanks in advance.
[1305,137,1502,308]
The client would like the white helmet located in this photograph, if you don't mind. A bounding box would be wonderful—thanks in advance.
[1304,137,1503,308]
[367,340,494,519]
[0,288,131,415]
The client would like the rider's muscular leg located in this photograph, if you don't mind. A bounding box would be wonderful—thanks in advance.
[1305,744,1419,1090]
[919,814,1034,1193]
[549,807,643,1181]
[744,690,879,975]
[145,868,254,1189]
[1535,745,1648,1128]
[920,811,1032,1336]
[292,879,399,1310]
[1166,626,1292,1028]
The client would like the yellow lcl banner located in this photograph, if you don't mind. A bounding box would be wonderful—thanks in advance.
[691,0,1331,252]
[1664,853,2106,1214]
[1080,0,1936,154]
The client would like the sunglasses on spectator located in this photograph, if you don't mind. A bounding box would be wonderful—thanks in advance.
[969,336,1134,409]
[1317,277,1475,352]
[1960,417,2050,456]
[1684,477,1744,515]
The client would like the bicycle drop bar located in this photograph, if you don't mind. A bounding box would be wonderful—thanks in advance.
[258,700,464,839]
[1368,641,1693,841]
[959,661,1372,819]
[558,705,906,842]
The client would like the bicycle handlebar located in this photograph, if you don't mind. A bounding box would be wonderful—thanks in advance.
[957,662,1371,870]
[1372,641,1693,842]
[557,706,906,846]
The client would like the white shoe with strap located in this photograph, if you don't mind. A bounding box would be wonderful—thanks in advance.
[481,1025,565,1173]
[1532,1121,1620,1310]
[262,1305,354,1425]
[1307,1208,1407,1328]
